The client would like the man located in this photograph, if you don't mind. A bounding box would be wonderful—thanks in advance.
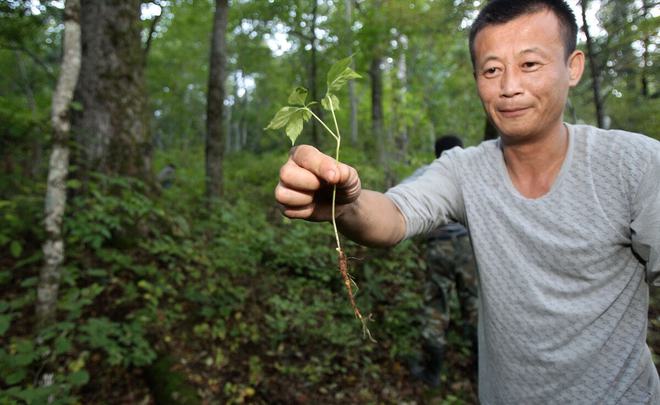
[157,163,176,189]
[405,136,478,388]
[275,0,660,403]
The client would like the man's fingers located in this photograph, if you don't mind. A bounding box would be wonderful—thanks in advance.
[279,159,321,191]
[281,204,316,219]
[274,182,314,207]
[290,145,340,184]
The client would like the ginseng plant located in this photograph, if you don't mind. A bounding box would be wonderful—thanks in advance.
[266,56,374,341]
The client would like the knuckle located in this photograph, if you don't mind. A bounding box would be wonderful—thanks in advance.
[274,183,288,202]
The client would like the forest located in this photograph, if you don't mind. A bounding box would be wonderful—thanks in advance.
[1,0,658,403]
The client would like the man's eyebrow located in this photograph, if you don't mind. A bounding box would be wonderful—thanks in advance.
[478,55,500,68]
[477,47,551,68]
[519,47,550,58]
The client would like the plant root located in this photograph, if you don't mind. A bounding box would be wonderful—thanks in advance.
[338,248,376,342]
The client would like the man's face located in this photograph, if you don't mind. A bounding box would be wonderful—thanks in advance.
[473,10,583,141]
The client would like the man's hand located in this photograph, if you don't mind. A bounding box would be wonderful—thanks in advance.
[275,145,361,222]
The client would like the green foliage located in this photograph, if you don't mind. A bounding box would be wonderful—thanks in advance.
[265,57,361,145]
[325,56,362,96]
[78,318,155,367]
[2,0,657,403]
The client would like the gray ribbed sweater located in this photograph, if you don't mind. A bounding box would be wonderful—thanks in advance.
[386,124,660,404]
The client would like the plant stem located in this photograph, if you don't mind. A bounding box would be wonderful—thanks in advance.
[328,98,342,251]
[309,97,375,342]
[305,108,339,142]
[305,104,342,249]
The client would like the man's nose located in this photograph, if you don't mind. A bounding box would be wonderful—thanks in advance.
[500,67,523,97]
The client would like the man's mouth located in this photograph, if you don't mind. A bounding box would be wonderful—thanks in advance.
[498,106,530,118]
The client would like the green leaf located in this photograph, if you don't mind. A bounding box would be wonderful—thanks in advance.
[321,94,340,111]
[9,241,21,258]
[0,314,11,336]
[326,56,353,88]
[4,369,27,385]
[326,57,361,94]
[19,276,37,288]
[285,113,304,145]
[287,87,308,106]
[264,107,296,131]
[67,179,82,189]
[54,335,72,355]
[68,370,90,386]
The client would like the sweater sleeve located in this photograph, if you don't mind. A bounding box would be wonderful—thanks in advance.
[630,144,660,286]
[385,149,465,240]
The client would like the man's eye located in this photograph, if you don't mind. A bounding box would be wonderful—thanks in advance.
[522,61,540,69]
[483,67,499,76]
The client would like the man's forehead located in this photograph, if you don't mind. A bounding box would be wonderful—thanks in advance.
[473,11,563,58]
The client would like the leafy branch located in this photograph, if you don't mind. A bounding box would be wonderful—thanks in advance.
[265,56,374,341]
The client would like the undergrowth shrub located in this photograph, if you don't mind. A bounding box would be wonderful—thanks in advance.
[1,148,429,404]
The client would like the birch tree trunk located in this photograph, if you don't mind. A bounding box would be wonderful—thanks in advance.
[36,0,81,330]
[580,0,606,128]
[205,0,229,201]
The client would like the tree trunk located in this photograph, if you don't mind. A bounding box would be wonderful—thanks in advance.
[36,0,82,330]
[15,51,42,179]
[640,0,651,98]
[345,0,358,145]
[72,0,151,180]
[369,54,395,186]
[205,0,229,201]
[580,0,606,128]
[370,55,384,162]
[394,35,409,161]
[308,0,321,146]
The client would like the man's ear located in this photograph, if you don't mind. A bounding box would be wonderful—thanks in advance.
[567,50,585,87]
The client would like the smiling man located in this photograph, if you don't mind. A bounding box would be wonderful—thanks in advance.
[274,0,660,403]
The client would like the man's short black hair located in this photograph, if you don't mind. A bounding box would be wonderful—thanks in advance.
[468,0,578,68]
[435,135,463,158]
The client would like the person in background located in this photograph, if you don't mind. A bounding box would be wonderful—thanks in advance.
[157,163,176,189]
[405,135,478,388]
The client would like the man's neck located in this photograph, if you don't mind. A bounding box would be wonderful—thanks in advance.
[500,123,569,199]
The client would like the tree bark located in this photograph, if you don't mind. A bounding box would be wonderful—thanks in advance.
[369,54,384,163]
[580,0,606,128]
[36,0,82,330]
[393,35,409,161]
[72,0,151,180]
[640,0,651,98]
[205,0,229,201]
[369,54,395,186]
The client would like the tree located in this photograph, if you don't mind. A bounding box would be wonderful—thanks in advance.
[206,0,229,201]
[580,0,606,128]
[345,0,359,145]
[36,0,81,330]
[72,0,151,180]
[0,2,61,186]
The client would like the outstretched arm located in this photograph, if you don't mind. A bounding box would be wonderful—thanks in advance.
[275,145,406,247]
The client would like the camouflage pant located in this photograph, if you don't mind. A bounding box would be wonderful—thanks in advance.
[422,235,478,351]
